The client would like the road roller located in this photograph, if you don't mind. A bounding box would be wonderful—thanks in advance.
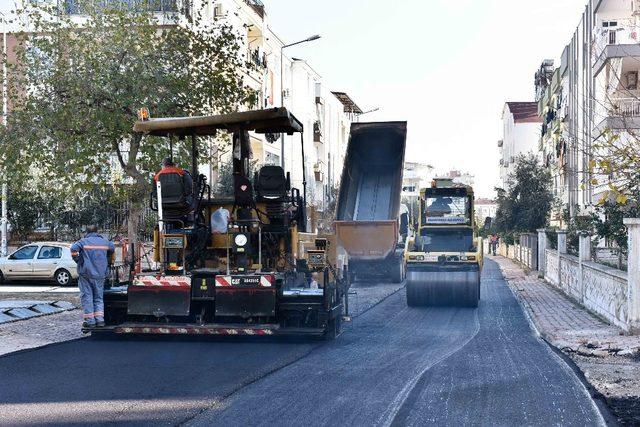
[405,178,483,307]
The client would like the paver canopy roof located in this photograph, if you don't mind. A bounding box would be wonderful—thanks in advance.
[133,107,303,136]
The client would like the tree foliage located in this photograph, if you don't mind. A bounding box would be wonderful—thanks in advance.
[588,128,640,205]
[1,1,255,238]
[590,193,640,252]
[493,154,554,241]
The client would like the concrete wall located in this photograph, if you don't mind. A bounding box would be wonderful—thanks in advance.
[501,227,638,332]
[543,248,628,330]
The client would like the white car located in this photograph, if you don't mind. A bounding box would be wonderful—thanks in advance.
[0,242,79,286]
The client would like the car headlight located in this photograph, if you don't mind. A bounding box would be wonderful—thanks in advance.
[234,234,248,247]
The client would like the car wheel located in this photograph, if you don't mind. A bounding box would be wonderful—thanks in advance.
[0,271,4,284]
[55,269,72,286]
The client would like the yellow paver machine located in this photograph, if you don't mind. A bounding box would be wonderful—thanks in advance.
[98,108,346,338]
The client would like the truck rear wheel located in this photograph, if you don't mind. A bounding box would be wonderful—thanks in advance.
[324,315,342,340]
[389,258,404,284]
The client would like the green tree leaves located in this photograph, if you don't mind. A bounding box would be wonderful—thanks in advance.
[494,154,554,241]
[1,1,254,238]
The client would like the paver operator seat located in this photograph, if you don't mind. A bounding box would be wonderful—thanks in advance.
[154,166,194,222]
[255,165,289,201]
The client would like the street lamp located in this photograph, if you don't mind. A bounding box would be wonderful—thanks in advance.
[0,11,7,258]
[356,107,379,122]
[279,34,320,169]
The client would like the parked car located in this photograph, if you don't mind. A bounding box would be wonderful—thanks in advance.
[0,242,78,286]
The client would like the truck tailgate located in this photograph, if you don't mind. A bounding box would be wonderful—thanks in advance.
[335,220,398,260]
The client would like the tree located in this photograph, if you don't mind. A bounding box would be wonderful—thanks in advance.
[1,1,255,241]
[6,184,42,241]
[591,193,640,252]
[588,128,640,205]
[493,154,554,242]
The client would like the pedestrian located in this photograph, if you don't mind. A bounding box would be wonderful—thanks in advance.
[490,234,498,256]
[71,225,115,329]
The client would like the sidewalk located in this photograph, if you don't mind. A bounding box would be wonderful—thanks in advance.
[0,309,85,356]
[493,255,640,425]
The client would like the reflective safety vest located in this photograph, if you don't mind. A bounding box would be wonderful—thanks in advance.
[71,233,115,279]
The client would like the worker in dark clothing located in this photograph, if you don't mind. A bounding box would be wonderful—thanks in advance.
[71,225,115,328]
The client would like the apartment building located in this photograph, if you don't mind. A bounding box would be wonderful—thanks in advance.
[187,0,357,212]
[498,102,541,189]
[401,162,435,199]
[475,198,497,226]
[534,0,640,220]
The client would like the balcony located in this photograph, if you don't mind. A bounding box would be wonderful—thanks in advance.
[313,161,325,182]
[609,97,640,116]
[594,97,640,131]
[313,121,323,143]
[248,49,267,69]
[593,25,640,76]
[244,0,265,19]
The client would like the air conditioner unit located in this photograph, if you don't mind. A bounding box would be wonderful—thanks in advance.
[214,3,224,17]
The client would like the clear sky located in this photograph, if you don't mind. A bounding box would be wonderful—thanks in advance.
[263,0,587,198]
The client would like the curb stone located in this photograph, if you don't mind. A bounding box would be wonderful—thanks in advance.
[0,300,77,324]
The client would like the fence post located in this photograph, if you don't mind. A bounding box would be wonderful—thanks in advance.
[557,230,567,289]
[557,230,567,254]
[538,229,547,277]
[530,233,538,270]
[578,232,591,304]
[578,232,591,262]
[624,219,640,331]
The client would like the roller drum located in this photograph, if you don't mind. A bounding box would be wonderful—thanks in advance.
[406,266,480,307]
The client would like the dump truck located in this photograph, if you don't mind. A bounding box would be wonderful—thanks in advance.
[97,108,346,338]
[404,178,483,307]
[334,122,408,283]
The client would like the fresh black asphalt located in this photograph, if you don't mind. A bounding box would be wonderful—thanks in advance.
[0,260,604,426]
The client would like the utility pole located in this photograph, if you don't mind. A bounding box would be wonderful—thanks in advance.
[279,34,320,169]
[1,12,7,258]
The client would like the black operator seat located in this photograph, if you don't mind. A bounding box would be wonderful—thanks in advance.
[155,169,194,220]
[255,165,290,201]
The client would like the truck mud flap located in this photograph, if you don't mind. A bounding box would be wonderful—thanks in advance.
[127,276,191,317]
[214,275,276,318]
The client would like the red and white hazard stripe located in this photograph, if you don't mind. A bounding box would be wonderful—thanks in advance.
[132,275,191,288]
[260,275,274,287]
[215,276,232,287]
[116,326,275,335]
